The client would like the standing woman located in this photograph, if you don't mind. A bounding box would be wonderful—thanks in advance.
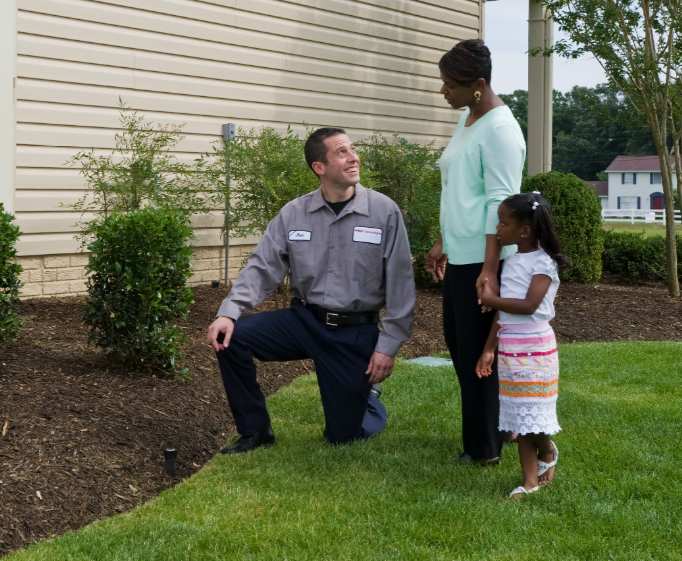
[427,39,526,464]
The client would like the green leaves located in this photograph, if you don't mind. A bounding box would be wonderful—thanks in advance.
[71,102,210,222]
[501,85,656,181]
[0,203,22,344]
[523,171,604,282]
[207,126,317,239]
[357,135,442,287]
[603,230,682,281]
[543,0,681,295]
[84,208,194,376]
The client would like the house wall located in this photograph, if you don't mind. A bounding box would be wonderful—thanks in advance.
[607,171,678,210]
[11,0,481,297]
[1,2,16,214]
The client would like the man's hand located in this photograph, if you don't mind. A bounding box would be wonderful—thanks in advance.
[365,352,394,384]
[426,239,447,282]
[475,350,495,378]
[207,316,235,352]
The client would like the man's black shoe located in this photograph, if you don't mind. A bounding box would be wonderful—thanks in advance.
[220,427,275,454]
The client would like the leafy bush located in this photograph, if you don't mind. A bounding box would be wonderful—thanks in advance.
[84,208,193,375]
[71,103,208,222]
[72,104,204,376]
[523,171,603,282]
[358,135,441,287]
[602,230,682,282]
[0,203,22,343]
[209,126,317,238]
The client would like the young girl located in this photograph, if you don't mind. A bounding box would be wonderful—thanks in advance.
[475,192,565,499]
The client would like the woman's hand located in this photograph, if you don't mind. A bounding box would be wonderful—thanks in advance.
[476,270,499,312]
[426,239,448,282]
[477,276,499,309]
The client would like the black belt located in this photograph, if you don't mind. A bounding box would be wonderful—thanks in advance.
[292,299,378,328]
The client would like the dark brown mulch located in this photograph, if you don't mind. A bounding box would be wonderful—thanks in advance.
[1,282,681,555]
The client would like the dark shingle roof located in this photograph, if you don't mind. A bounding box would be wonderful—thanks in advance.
[606,155,661,172]
[585,180,608,197]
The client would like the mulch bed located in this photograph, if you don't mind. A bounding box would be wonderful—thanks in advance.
[2,281,681,555]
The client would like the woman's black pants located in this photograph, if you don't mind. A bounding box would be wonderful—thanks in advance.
[442,262,503,461]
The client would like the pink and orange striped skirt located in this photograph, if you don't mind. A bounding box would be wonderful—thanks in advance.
[497,322,561,436]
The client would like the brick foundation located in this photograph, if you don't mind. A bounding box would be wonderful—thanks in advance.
[17,244,256,299]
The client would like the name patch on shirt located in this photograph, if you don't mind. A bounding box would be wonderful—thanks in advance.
[353,226,382,245]
[288,230,312,241]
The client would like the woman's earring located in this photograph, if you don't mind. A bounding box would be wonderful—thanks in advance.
[473,91,482,104]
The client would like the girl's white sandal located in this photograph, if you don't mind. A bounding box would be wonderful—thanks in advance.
[537,440,559,477]
[508,485,540,499]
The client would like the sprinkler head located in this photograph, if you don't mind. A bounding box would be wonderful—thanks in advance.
[163,448,177,476]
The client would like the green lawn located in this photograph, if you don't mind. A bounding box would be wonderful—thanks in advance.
[603,221,682,237]
[9,342,682,561]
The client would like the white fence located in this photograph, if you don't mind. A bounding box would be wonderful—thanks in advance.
[602,209,682,224]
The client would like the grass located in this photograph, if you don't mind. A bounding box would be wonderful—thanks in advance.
[603,221,682,237]
[8,342,682,561]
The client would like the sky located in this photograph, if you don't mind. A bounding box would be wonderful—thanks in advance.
[484,1,608,94]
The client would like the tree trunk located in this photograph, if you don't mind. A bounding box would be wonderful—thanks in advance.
[648,113,680,297]
[674,137,682,215]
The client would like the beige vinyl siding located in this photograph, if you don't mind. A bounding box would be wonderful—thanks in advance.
[1,1,16,214]
[15,0,481,257]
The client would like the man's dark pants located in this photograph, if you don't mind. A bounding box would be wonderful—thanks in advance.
[216,305,387,444]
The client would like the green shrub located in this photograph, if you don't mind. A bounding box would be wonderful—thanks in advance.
[71,103,208,220]
[358,135,441,287]
[602,230,682,282]
[523,171,603,282]
[209,126,317,238]
[84,208,194,375]
[0,203,22,343]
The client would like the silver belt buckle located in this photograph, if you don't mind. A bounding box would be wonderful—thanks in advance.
[325,311,339,327]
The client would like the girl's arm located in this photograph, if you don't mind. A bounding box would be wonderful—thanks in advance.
[479,274,552,315]
[476,312,499,378]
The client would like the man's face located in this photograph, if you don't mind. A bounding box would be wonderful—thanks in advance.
[314,134,360,187]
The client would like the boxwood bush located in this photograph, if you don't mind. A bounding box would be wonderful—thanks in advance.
[602,230,681,282]
[0,203,22,344]
[523,171,603,282]
[84,208,194,375]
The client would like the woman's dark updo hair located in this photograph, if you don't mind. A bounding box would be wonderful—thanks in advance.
[502,192,568,269]
[439,39,492,85]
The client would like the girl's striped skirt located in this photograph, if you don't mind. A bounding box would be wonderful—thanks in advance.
[497,322,561,436]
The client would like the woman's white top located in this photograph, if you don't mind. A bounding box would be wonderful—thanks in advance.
[498,248,559,324]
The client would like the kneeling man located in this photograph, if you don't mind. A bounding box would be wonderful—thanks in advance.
[207,127,415,453]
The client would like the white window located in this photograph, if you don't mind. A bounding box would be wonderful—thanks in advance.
[650,172,662,184]
[621,173,636,184]
[618,196,639,209]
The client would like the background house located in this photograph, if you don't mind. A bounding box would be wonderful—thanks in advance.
[605,155,678,211]
[585,180,608,209]
[1,0,484,298]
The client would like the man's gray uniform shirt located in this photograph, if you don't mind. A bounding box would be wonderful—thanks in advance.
[218,184,416,357]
